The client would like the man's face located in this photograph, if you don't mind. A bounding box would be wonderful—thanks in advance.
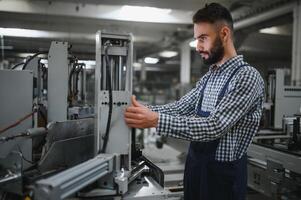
[193,22,225,65]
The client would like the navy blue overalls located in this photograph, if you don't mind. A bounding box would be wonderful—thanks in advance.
[184,65,247,200]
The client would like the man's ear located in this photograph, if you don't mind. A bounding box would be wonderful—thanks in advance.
[220,26,231,43]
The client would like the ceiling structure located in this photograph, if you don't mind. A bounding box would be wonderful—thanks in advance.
[0,0,295,65]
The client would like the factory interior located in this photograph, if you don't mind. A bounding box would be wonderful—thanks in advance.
[0,0,301,199]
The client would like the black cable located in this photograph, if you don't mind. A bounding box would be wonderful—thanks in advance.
[100,43,113,153]
[22,51,47,70]
[11,62,24,70]
[17,144,35,165]
[38,106,47,127]
[74,64,83,97]
[68,62,79,106]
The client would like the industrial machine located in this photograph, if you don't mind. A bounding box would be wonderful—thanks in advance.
[247,69,301,199]
[0,32,182,200]
[264,69,301,129]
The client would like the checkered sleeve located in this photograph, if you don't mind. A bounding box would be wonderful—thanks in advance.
[147,76,207,117]
[156,68,264,141]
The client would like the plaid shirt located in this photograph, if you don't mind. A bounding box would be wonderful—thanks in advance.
[149,55,264,161]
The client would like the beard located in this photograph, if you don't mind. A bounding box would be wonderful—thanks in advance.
[199,36,224,65]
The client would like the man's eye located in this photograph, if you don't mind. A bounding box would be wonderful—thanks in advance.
[199,38,205,42]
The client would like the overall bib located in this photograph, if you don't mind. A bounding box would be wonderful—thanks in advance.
[184,65,247,200]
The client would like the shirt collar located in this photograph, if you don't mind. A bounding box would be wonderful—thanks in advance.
[209,55,244,73]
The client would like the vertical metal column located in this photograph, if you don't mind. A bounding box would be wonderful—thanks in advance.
[180,39,191,84]
[95,31,133,172]
[292,1,301,86]
[47,41,69,122]
[0,35,4,70]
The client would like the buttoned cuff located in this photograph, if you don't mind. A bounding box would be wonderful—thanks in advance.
[156,113,172,136]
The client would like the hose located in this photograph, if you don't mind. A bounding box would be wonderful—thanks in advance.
[100,43,113,153]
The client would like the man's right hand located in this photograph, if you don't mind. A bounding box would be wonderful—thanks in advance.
[124,96,159,128]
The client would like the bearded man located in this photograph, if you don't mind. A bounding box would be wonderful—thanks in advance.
[125,3,265,200]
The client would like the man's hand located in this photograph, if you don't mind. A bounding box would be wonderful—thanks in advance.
[124,96,159,128]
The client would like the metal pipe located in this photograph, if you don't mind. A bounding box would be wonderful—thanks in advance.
[82,64,87,104]
[234,2,295,31]
[34,155,114,200]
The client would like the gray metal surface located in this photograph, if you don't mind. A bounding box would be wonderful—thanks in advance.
[247,143,301,174]
[273,69,301,128]
[44,118,94,151]
[38,119,94,172]
[247,159,271,197]
[98,91,131,155]
[47,41,69,122]
[67,106,94,120]
[34,154,114,200]
[123,176,178,200]
[0,151,23,194]
[0,70,33,166]
[95,31,133,171]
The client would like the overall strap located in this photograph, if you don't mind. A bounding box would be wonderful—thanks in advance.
[216,64,248,105]
[196,74,212,117]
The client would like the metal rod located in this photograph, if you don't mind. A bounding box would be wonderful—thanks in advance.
[110,56,114,90]
[102,55,106,90]
[0,35,4,69]
[119,56,122,90]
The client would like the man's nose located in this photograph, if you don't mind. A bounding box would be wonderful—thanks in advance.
[195,41,203,52]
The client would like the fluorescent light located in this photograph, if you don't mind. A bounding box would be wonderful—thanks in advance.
[78,60,96,69]
[17,53,46,58]
[133,62,142,68]
[159,51,178,58]
[0,27,94,40]
[259,26,291,36]
[0,45,13,50]
[40,59,48,64]
[189,40,197,48]
[121,5,171,15]
[259,27,280,35]
[144,57,159,64]
[120,5,172,23]
[0,28,51,38]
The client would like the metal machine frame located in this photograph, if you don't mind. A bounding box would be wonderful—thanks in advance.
[0,32,182,199]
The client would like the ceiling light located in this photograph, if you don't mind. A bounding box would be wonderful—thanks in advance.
[189,40,197,48]
[133,62,142,70]
[144,57,159,64]
[78,60,96,69]
[17,53,46,58]
[159,51,178,58]
[259,26,291,36]
[0,28,51,38]
[259,27,281,35]
[40,59,48,64]
[0,45,13,50]
[121,5,171,15]
[120,5,172,23]
[0,27,94,40]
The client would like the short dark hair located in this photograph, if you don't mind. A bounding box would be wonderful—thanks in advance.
[193,3,233,31]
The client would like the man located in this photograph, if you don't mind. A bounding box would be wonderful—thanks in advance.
[124,3,264,200]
